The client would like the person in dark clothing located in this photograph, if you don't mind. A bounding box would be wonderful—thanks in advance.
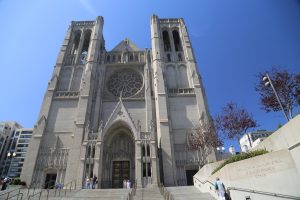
[92,175,97,189]
[1,177,8,191]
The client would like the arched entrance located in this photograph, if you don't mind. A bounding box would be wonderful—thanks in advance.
[101,125,135,188]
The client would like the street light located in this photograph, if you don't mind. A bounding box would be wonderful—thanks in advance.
[216,147,225,160]
[6,152,16,177]
[262,73,289,122]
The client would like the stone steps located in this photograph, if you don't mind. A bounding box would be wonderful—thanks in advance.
[166,186,215,200]
[0,188,130,200]
[134,186,164,200]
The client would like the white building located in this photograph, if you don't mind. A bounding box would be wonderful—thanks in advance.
[239,130,273,152]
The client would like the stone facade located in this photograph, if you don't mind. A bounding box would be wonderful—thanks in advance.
[21,15,215,188]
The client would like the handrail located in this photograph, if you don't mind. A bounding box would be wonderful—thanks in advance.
[193,176,214,187]
[158,183,174,200]
[0,186,22,199]
[0,186,24,200]
[227,187,300,200]
[194,176,300,200]
[28,188,43,200]
[63,179,77,197]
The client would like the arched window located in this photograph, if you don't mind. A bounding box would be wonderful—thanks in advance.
[135,54,139,61]
[92,146,95,158]
[71,30,81,55]
[163,31,171,52]
[81,30,92,54]
[129,54,133,61]
[172,30,182,51]
[112,55,116,62]
[142,144,145,156]
[118,55,121,62]
[106,55,110,62]
[70,68,83,91]
[58,68,72,91]
[87,146,91,158]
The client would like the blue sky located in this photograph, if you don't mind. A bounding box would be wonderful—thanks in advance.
[0,0,300,151]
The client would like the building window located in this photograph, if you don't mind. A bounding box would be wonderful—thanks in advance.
[172,30,182,51]
[71,30,82,55]
[163,31,171,52]
[167,54,171,62]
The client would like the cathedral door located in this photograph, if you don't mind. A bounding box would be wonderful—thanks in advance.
[112,161,130,188]
[44,173,57,189]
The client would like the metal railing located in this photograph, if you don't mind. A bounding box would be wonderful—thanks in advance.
[227,187,300,200]
[0,186,24,200]
[194,176,300,200]
[158,183,174,200]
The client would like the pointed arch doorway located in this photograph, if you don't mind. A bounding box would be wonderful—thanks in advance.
[101,125,135,188]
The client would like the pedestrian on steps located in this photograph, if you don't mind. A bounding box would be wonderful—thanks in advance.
[214,177,225,200]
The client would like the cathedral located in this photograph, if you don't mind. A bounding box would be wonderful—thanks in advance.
[21,15,215,189]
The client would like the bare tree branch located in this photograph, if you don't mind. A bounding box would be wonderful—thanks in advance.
[255,67,300,119]
[214,102,258,144]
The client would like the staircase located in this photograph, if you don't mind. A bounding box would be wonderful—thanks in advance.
[134,186,164,200]
[0,188,131,200]
[165,186,215,200]
[0,186,215,200]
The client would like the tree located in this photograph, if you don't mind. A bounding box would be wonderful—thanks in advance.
[255,67,300,119]
[187,120,222,166]
[214,102,258,148]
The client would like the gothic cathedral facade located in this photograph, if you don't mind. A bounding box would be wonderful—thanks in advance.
[21,15,215,188]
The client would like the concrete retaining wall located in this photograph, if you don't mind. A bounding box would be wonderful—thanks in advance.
[194,114,300,200]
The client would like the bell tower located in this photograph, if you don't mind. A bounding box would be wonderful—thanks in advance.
[151,15,212,186]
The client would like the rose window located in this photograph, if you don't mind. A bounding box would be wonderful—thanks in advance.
[107,69,143,97]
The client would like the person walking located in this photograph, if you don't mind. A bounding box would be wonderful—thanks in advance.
[214,177,226,200]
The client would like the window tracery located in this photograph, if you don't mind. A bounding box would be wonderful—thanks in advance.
[107,69,143,97]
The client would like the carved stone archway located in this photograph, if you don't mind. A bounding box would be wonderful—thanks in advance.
[101,125,135,188]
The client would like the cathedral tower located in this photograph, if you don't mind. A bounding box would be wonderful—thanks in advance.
[21,15,215,188]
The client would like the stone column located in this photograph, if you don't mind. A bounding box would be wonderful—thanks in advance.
[150,14,176,186]
[150,140,159,185]
[93,141,101,187]
[135,140,142,187]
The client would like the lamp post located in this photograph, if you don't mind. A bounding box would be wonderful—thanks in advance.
[6,152,16,177]
[262,73,289,122]
[216,147,225,160]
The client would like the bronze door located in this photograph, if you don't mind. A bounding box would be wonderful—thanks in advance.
[112,161,130,188]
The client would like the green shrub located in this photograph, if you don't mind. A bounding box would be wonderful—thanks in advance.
[19,181,26,186]
[12,178,21,185]
[212,149,268,175]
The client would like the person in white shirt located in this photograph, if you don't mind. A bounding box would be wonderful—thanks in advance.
[214,177,225,200]
[126,180,131,189]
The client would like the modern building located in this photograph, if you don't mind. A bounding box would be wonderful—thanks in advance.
[239,130,273,152]
[21,15,215,188]
[2,128,33,178]
[0,122,23,178]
